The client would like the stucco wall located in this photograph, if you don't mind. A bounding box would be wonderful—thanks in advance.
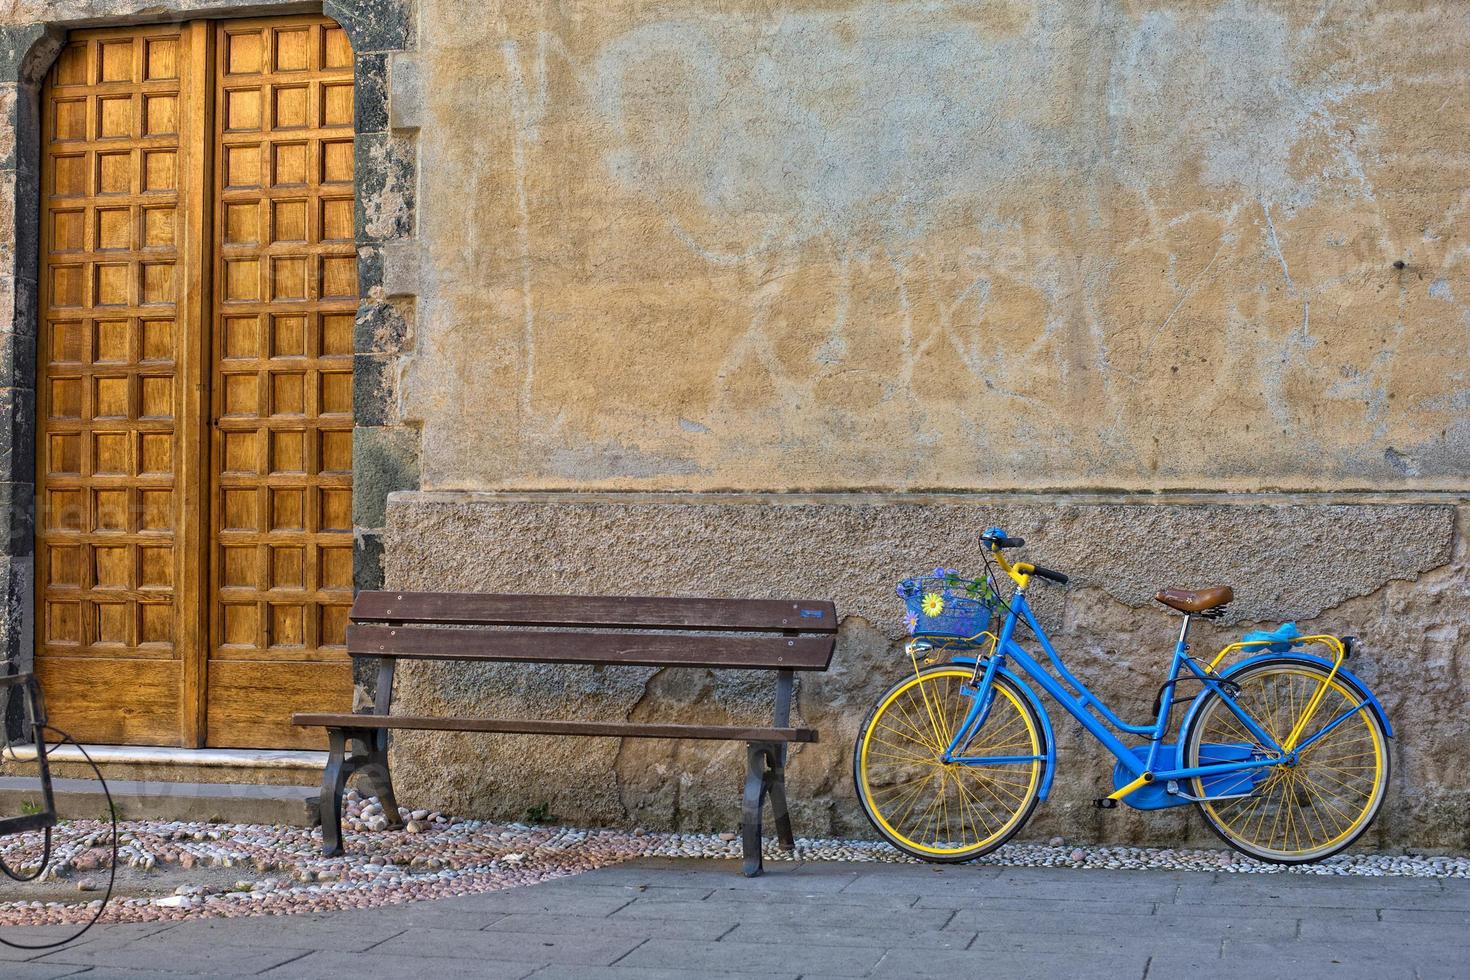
[400,0,1470,492]
[384,493,1469,851]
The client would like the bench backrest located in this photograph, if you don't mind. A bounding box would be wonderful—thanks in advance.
[347,591,839,671]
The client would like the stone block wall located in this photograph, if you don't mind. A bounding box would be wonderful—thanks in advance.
[384,492,1469,851]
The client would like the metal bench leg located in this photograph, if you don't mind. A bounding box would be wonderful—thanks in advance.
[357,731,404,830]
[742,741,777,877]
[767,747,795,851]
[320,729,350,857]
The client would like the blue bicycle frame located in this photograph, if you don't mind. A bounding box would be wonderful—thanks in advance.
[934,586,1291,804]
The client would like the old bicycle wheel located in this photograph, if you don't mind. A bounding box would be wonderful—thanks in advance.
[1182,659,1390,864]
[854,665,1045,862]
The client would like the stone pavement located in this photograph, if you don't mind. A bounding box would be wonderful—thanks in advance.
[0,858,1466,979]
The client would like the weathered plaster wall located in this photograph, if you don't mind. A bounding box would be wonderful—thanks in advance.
[385,493,1469,851]
[400,0,1470,493]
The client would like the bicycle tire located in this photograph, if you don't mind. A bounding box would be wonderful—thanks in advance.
[1182,657,1390,864]
[853,664,1046,862]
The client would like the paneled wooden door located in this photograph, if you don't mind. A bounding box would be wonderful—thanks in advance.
[36,16,354,749]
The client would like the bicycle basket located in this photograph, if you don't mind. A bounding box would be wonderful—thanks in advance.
[897,568,998,639]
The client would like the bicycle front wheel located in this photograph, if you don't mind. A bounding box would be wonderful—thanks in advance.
[1182,658,1390,864]
[853,665,1045,862]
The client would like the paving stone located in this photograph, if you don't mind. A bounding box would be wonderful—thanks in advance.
[1144,951,1409,980]
[967,929,1224,958]
[866,944,1149,978]
[860,867,1179,902]
[484,912,730,940]
[948,906,1298,942]
[484,881,717,906]
[613,898,954,931]
[917,895,1159,915]
[720,922,975,950]
[1174,879,1459,911]
[0,923,178,962]
[786,860,876,876]
[54,971,255,980]
[0,961,97,979]
[324,904,505,932]
[259,948,543,979]
[420,887,649,917]
[1298,917,1470,948]
[1214,940,1432,979]
[35,939,306,975]
[527,969,798,980]
[1154,899,1378,921]
[982,868,1186,902]
[702,886,924,908]
[616,937,884,976]
[582,862,857,893]
[142,914,408,952]
[372,927,645,966]
[1378,907,1470,924]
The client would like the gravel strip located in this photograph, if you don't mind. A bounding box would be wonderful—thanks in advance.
[1,790,1465,927]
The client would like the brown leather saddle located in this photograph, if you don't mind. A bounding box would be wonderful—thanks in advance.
[1154,585,1233,616]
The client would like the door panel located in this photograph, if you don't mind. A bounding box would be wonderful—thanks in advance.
[36,25,205,746]
[206,16,355,749]
[35,17,354,749]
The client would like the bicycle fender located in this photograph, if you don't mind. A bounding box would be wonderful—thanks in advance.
[1179,653,1393,741]
[950,657,1057,799]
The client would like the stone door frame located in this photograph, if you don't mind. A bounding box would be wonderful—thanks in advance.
[0,0,424,736]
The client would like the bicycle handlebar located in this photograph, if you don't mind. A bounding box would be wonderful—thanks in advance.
[983,529,1068,584]
[1029,565,1069,585]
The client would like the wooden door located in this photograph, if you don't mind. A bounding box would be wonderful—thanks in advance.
[206,17,355,749]
[35,17,353,749]
[36,24,210,745]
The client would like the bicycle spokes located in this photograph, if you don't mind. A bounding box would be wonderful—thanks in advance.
[855,667,1043,859]
[1188,663,1388,862]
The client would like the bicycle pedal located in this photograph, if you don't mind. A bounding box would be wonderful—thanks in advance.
[1093,798,1118,810]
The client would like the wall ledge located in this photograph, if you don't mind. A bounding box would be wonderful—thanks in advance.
[391,489,1469,508]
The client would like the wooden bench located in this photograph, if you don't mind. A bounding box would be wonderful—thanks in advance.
[292,590,838,876]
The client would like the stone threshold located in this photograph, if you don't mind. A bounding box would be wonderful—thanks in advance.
[0,775,319,826]
[2,743,327,771]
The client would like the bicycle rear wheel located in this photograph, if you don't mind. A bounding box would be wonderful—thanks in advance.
[853,665,1045,862]
[1182,658,1389,863]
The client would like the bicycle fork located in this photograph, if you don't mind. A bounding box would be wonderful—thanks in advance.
[941,655,1004,763]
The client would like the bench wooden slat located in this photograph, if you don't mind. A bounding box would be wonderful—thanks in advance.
[345,624,836,671]
[349,591,837,633]
[293,713,819,743]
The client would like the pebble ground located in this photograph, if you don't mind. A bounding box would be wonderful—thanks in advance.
[2,790,1465,928]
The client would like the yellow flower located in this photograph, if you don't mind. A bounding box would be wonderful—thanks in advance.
[921,592,945,618]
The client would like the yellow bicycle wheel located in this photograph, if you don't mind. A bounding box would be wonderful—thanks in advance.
[853,665,1045,862]
[1183,660,1390,864]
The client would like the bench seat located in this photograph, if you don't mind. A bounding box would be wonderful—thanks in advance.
[294,713,818,742]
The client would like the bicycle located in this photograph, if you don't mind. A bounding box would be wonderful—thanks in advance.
[853,527,1392,864]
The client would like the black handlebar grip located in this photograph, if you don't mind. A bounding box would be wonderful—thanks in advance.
[991,535,1026,549]
[1031,565,1069,585]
